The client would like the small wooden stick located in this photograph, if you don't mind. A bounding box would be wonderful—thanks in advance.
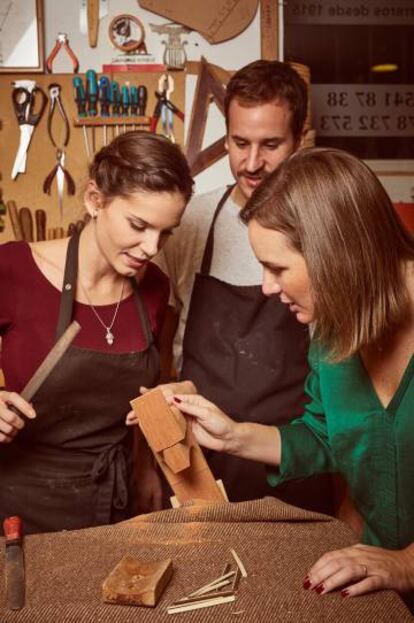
[231,567,241,591]
[167,594,235,614]
[230,549,247,578]
[173,590,235,605]
[187,578,233,598]
[186,571,235,598]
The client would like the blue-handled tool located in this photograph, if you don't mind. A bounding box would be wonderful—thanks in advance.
[86,69,98,116]
[110,81,121,116]
[121,85,130,133]
[86,69,98,151]
[98,76,111,117]
[99,75,111,145]
[73,76,90,158]
[130,86,138,116]
[110,81,121,136]
[73,76,87,118]
[137,85,148,116]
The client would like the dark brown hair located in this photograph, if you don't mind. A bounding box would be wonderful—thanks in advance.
[224,60,308,141]
[241,147,414,361]
[89,131,193,203]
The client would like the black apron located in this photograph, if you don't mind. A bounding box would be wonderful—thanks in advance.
[180,186,333,512]
[0,233,160,534]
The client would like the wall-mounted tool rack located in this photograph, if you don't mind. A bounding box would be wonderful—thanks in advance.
[0,71,185,244]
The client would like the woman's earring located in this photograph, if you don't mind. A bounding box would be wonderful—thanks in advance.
[93,210,98,219]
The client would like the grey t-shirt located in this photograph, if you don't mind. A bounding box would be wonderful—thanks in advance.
[154,186,263,370]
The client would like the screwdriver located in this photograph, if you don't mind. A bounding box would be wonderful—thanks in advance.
[86,69,98,152]
[110,80,121,137]
[98,75,111,145]
[73,76,91,159]
[130,85,138,130]
[137,85,148,116]
[121,85,130,133]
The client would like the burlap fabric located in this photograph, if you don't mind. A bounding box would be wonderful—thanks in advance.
[0,497,412,622]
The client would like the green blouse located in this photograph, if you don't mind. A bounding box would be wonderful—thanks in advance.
[269,343,414,550]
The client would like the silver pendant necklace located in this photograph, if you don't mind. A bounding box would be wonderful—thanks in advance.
[80,279,125,346]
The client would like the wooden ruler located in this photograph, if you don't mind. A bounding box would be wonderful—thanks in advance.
[260,0,279,60]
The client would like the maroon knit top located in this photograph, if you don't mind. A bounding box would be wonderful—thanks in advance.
[0,241,169,392]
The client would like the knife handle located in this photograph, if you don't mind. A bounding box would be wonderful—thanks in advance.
[3,516,22,543]
[35,209,46,241]
[19,208,34,242]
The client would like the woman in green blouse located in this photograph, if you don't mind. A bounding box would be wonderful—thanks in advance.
[172,148,414,601]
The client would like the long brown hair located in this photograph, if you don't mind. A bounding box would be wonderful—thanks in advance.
[241,147,414,361]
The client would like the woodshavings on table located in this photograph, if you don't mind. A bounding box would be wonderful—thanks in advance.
[167,549,247,615]
[230,548,248,577]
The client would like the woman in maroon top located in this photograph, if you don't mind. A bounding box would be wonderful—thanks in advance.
[0,131,193,533]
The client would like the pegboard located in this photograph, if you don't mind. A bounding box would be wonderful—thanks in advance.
[0,71,185,243]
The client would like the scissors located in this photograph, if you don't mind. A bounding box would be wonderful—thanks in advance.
[11,80,47,180]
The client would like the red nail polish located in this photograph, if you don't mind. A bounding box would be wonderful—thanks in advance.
[315,584,325,594]
[303,579,311,590]
[341,590,349,598]
[173,396,182,404]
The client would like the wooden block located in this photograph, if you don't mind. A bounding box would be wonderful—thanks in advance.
[130,390,185,452]
[102,556,173,607]
[130,389,226,505]
[163,443,191,473]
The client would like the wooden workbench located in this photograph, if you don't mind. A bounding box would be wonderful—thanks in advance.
[0,497,411,621]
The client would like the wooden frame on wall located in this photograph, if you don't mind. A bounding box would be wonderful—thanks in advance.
[0,0,45,73]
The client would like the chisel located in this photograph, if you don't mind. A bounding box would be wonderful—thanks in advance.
[3,516,25,610]
[35,209,46,241]
[6,200,24,241]
[19,207,34,242]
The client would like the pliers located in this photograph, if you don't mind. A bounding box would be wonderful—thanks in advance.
[43,83,75,217]
[150,74,184,138]
[47,84,70,147]
[46,33,79,74]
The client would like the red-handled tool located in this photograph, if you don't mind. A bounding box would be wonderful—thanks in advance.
[3,516,25,610]
[46,33,79,74]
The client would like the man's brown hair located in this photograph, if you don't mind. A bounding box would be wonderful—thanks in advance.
[224,60,308,142]
[241,147,414,361]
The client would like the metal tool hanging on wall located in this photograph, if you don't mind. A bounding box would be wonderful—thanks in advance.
[11,81,47,180]
[150,73,184,141]
[46,33,79,73]
[43,84,75,218]
[150,23,189,70]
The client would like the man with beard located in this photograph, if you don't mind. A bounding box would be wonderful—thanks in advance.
[153,60,333,511]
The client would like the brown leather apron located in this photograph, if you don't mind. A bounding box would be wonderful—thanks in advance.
[0,232,160,533]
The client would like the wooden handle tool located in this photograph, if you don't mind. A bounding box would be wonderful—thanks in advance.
[19,208,34,242]
[35,209,46,241]
[87,0,99,47]
[6,201,24,241]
